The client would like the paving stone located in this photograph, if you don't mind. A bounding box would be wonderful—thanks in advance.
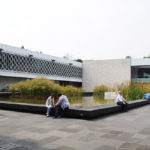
[79,133,99,141]
[101,133,118,139]
[100,131,132,141]
[67,124,82,129]
[132,133,149,140]
[111,132,133,142]
[139,139,150,146]
[36,136,61,145]
[119,142,138,149]
[135,144,150,150]
[109,130,123,135]
[139,128,150,135]
[41,143,60,150]
[126,138,141,144]
[44,130,72,138]
[10,147,32,150]
[51,138,84,149]
[0,148,7,150]
[0,143,21,150]
[59,128,81,133]
[15,139,39,148]
[28,127,53,133]
[0,140,7,147]
[1,105,150,150]
[94,145,117,150]
[54,146,76,150]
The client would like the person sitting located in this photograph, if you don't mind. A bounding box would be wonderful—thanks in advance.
[45,93,55,117]
[145,91,150,100]
[54,93,70,118]
[116,91,128,112]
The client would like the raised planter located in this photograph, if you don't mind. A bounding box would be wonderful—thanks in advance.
[0,99,150,119]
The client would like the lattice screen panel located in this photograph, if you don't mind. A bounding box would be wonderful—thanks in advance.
[0,52,82,78]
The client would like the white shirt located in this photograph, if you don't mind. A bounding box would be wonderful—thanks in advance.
[116,94,126,103]
[45,96,54,108]
[58,95,70,110]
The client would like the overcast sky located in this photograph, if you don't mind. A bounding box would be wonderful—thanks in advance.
[0,0,150,60]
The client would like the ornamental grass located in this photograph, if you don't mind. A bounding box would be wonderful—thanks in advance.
[94,85,115,96]
[94,82,150,100]
[9,77,82,99]
[117,82,145,100]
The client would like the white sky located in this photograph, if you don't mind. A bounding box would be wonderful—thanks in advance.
[0,0,150,60]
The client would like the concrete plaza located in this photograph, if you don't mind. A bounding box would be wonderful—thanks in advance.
[0,105,150,150]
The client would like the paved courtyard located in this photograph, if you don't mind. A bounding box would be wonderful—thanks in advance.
[0,105,150,150]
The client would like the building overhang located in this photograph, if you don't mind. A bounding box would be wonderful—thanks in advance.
[0,70,82,82]
[131,58,150,66]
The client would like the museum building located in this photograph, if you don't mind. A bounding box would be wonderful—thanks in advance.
[0,43,150,92]
[0,43,82,90]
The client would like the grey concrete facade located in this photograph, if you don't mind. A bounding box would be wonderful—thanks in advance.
[82,59,131,92]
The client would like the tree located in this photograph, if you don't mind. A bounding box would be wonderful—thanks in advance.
[125,56,131,59]
[74,58,83,63]
[21,46,24,49]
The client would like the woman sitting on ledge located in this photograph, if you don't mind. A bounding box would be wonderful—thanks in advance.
[45,93,55,117]
[116,91,128,112]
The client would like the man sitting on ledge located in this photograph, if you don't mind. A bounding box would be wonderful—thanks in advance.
[54,93,70,118]
[116,91,128,112]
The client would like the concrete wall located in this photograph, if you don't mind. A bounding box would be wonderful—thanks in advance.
[82,59,131,92]
[0,76,26,90]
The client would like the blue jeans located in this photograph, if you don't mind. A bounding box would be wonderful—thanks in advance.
[47,107,51,116]
[117,102,128,112]
[54,105,68,118]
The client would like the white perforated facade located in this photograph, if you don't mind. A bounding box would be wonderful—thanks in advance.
[0,43,82,90]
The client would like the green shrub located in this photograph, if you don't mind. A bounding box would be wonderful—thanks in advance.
[63,85,83,97]
[9,77,82,99]
[51,83,63,96]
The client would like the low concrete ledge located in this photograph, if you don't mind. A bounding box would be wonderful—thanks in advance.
[0,99,150,119]
[0,101,46,114]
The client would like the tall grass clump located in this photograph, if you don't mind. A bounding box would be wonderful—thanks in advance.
[9,77,62,99]
[9,77,82,99]
[117,82,146,100]
[140,83,150,93]
[94,85,114,96]
[94,82,148,100]
[63,85,83,97]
